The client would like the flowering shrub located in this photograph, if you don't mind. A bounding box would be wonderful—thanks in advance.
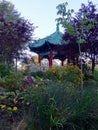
[46,67,59,80]
[0,103,18,123]
[46,65,84,85]
[0,89,24,126]
[0,104,18,111]
[64,64,84,85]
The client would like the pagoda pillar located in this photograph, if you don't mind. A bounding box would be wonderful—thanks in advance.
[49,49,53,67]
[61,60,64,66]
[38,53,41,66]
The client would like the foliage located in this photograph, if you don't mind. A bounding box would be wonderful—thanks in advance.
[94,69,98,86]
[0,18,35,65]
[56,1,98,73]
[0,63,10,78]
[0,68,25,91]
[56,2,74,29]
[0,69,27,127]
[3,75,19,91]
[23,80,98,130]
[45,65,83,85]
[0,66,98,129]
[0,0,20,22]
[0,89,24,127]
[0,0,36,66]
[31,71,46,79]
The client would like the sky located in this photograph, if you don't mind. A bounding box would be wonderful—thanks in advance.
[8,0,98,39]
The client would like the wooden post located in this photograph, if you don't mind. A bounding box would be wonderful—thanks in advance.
[49,49,53,67]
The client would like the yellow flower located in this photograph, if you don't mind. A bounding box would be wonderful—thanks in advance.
[64,71,67,76]
[7,107,12,111]
[13,106,18,111]
[1,105,6,109]
[58,73,62,79]
[49,68,56,73]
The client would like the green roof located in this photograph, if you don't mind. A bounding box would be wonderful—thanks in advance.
[29,23,66,48]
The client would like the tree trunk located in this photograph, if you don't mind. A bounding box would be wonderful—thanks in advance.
[91,57,95,74]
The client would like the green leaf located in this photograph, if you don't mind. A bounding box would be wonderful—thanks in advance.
[78,39,85,44]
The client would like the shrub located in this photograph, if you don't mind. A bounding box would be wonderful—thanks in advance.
[1,72,24,91]
[0,64,10,78]
[45,65,83,85]
[31,71,45,79]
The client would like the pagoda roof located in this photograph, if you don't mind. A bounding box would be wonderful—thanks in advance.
[29,23,67,52]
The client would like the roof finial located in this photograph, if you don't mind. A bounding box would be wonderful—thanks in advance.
[56,22,59,32]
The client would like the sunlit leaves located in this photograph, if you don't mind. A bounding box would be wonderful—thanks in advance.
[78,39,86,44]
[56,2,68,16]
[56,2,74,28]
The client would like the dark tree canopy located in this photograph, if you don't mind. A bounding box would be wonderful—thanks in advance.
[0,18,35,64]
[0,1,36,65]
[56,1,98,73]
[72,1,98,72]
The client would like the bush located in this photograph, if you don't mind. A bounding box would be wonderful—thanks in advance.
[45,65,83,85]
[31,71,46,79]
[0,64,10,78]
[0,72,24,91]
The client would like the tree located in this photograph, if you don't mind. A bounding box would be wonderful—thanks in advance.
[0,0,20,22]
[56,2,80,65]
[74,1,98,73]
[0,18,35,66]
[56,1,98,74]
[0,0,36,66]
[56,2,75,34]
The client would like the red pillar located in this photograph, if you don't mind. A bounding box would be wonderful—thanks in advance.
[38,53,41,66]
[61,60,64,66]
[49,49,53,67]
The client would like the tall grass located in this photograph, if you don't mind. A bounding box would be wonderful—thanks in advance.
[24,80,98,130]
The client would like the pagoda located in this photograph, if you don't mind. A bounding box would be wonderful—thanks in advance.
[29,23,67,67]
